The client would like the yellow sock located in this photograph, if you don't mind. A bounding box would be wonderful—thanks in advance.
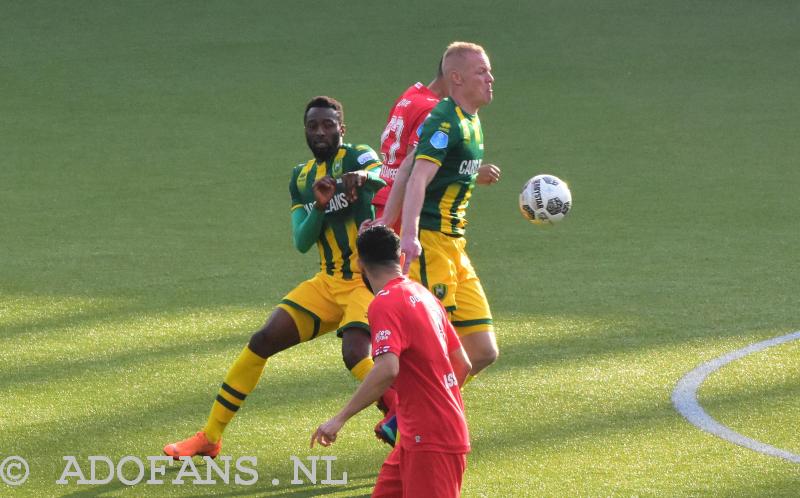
[349,356,374,382]
[203,346,267,443]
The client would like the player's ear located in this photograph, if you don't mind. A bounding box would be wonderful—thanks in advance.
[339,122,346,137]
[449,68,463,87]
[398,252,406,270]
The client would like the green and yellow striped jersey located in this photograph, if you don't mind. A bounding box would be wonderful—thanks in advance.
[414,98,484,237]
[289,143,382,279]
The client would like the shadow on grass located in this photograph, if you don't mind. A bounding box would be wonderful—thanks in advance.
[709,473,800,497]
[0,325,249,390]
[0,297,135,341]
[489,315,788,375]
[4,346,357,457]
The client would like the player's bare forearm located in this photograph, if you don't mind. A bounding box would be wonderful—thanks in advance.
[337,354,399,422]
[400,159,437,237]
[400,159,437,271]
[311,354,399,448]
[449,347,472,387]
[380,148,416,227]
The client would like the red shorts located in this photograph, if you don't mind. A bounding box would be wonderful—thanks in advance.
[374,204,402,235]
[372,446,467,498]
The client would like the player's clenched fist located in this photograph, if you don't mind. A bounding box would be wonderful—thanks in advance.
[312,176,337,211]
[342,171,367,202]
[476,163,501,185]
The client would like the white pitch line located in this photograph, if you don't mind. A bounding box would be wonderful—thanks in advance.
[672,330,800,464]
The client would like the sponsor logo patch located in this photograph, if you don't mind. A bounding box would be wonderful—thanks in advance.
[430,131,449,150]
[357,151,378,165]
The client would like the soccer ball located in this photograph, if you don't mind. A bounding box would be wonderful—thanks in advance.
[519,174,572,225]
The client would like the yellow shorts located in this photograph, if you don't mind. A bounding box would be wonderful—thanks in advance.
[277,272,372,343]
[409,229,493,336]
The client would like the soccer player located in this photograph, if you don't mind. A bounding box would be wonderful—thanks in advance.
[400,42,499,380]
[370,60,500,234]
[163,96,388,458]
[311,225,472,498]
[367,47,502,447]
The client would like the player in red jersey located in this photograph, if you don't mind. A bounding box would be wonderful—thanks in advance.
[369,64,449,447]
[312,225,472,498]
[374,67,448,234]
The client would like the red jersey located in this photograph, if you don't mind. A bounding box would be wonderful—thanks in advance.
[368,276,470,454]
[373,82,441,207]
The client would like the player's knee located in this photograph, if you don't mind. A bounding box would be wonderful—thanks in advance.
[247,319,300,359]
[341,328,371,370]
[469,345,498,373]
[248,329,276,358]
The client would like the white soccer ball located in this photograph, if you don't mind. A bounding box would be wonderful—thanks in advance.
[519,174,572,225]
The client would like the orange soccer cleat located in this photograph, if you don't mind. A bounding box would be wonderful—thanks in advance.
[163,431,221,459]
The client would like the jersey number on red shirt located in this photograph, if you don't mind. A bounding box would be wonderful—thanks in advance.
[380,115,405,166]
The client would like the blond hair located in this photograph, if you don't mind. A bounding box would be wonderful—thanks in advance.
[442,41,487,77]
[443,41,486,60]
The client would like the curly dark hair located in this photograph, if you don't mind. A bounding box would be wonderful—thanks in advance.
[357,225,400,267]
[304,96,343,124]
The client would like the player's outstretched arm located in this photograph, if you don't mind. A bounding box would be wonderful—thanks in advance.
[449,346,472,388]
[292,176,336,253]
[399,158,438,273]
[311,353,399,448]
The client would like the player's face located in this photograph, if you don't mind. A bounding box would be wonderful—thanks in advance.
[357,259,375,294]
[304,107,344,161]
[461,51,494,108]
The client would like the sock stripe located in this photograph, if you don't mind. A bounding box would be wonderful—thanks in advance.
[221,382,247,401]
[215,394,240,413]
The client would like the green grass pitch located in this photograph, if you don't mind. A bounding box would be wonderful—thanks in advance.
[2,1,799,496]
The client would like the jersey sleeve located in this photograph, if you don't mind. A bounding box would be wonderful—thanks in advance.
[409,113,430,149]
[289,166,303,212]
[350,144,382,173]
[346,144,385,191]
[369,298,405,359]
[409,99,438,149]
[414,104,456,167]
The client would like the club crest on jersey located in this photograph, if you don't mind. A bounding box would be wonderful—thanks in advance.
[332,159,343,178]
[430,130,449,150]
[432,283,448,300]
